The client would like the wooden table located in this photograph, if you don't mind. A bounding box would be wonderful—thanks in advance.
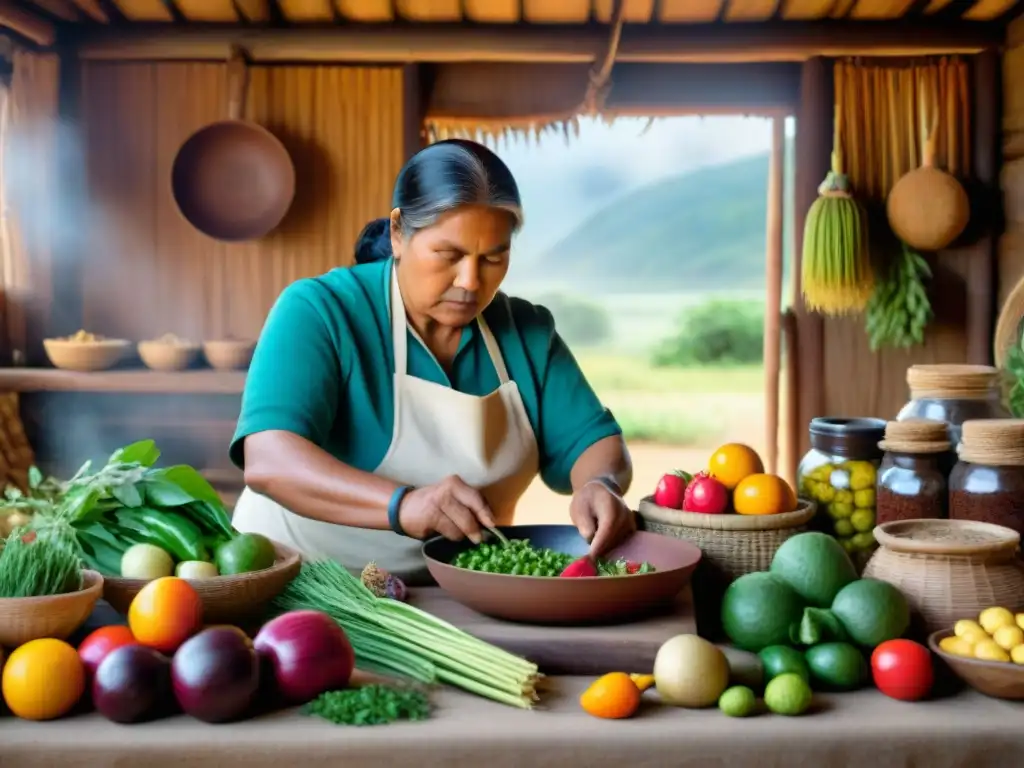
[0,677,1020,768]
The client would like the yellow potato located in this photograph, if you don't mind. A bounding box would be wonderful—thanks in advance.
[994,625,1024,651]
[1011,645,1024,666]
[939,636,975,658]
[979,607,1016,635]
[973,639,1011,663]
[954,620,988,645]
[1015,613,1024,632]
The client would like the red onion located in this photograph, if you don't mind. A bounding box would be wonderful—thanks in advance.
[254,610,355,705]
[171,627,260,723]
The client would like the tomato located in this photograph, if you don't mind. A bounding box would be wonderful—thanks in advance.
[2,638,85,720]
[871,639,934,701]
[78,625,136,679]
[128,577,204,654]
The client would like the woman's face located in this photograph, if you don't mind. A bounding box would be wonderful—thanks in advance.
[391,204,515,328]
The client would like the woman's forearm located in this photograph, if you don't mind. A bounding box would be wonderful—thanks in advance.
[242,430,398,530]
[569,434,633,495]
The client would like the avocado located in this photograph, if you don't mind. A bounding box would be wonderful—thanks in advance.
[215,533,277,575]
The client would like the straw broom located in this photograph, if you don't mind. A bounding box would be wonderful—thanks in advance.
[801,106,873,316]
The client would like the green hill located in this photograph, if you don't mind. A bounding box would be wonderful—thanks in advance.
[527,142,795,294]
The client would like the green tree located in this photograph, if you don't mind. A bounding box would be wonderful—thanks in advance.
[537,293,612,348]
[653,298,765,367]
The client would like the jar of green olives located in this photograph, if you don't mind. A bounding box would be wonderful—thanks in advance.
[798,417,887,567]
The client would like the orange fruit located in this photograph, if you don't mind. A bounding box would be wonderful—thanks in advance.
[734,473,798,516]
[708,443,765,490]
[128,576,204,653]
[579,672,642,719]
[2,638,85,720]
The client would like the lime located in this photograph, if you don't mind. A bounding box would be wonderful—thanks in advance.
[804,642,868,692]
[758,645,809,684]
[718,685,756,718]
[214,533,277,575]
[833,519,855,537]
[850,509,875,533]
[763,673,812,716]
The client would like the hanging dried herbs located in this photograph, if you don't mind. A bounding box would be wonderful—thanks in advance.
[863,241,933,351]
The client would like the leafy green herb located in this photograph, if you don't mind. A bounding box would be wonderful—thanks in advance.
[864,241,933,351]
[1004,332,1024,418]
[0,525,82,598]
[305,685,431,726]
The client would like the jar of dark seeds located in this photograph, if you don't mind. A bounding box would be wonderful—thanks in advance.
[876,419,951,526]
[949,419,1024,543]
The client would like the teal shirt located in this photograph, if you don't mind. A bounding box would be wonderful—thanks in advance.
[229,259,621,494]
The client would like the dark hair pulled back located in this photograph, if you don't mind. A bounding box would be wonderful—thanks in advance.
[353,139,522,265]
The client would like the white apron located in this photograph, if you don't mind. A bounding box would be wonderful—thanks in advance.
[232,266,540,584]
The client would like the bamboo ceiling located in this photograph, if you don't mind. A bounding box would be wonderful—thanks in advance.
[7,0,1024,27]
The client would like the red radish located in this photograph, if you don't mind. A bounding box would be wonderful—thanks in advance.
[78,625,137,682]
[683,472,729,514]
[653,471,691,509]
[253,610,355,705]
[560,556,599,578]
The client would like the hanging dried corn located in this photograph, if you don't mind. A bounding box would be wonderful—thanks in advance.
[800,106,873,315]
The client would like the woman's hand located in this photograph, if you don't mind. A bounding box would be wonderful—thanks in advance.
[398,475,497,543]
[569,479,636,558]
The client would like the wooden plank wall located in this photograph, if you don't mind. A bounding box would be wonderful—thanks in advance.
[23,63,410,494]
[1001,17,1024,303]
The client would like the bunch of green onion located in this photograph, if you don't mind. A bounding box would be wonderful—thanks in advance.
[272,560,542,709]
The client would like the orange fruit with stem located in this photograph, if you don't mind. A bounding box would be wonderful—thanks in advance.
[580,672,643,719]
[734,473,798,516]
[708,443,765,490]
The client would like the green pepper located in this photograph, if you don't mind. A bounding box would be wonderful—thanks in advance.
[114,507,207,562]
[181,501,235,540]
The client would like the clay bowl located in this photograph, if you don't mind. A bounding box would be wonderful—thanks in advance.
[929,628,1024,700]
[138,339,201,371]
[422,524,701,626]
[43,338,131,372]
[203,338,255,370]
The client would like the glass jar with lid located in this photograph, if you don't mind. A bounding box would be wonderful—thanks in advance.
[949,419,1024,541]
[797,417,887,566]
[876,418,951,526]
[897,364,1010,449]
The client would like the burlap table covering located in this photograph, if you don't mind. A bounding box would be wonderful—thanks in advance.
[0,675,1019,768]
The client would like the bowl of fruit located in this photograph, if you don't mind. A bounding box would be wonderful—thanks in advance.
[637,442,816,583]
[422,524,701,625]
[929,606,1024,700]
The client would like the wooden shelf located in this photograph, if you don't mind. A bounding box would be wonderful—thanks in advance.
[0,368,246,395]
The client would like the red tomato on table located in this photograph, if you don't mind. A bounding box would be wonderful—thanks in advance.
[871,639,934,701]
[78,625,136,679]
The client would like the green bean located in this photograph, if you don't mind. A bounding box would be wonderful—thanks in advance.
[450,539,655,577]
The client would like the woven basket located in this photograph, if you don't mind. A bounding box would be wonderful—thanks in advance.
[0,569,104,647]
[995,273,1024,369]
[863,519,1024,639]
[637,497,816,639]
[103,542,301,624]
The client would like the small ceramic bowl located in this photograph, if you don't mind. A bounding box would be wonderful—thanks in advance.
[203,339,255,370]
[138,337,201,371]
[43,338,131,372]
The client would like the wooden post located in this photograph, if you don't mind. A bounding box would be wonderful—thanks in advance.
[792,57,832,461]
[763,116,786,476]
[965,49,1000,365]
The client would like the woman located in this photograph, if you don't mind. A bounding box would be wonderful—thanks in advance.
[230,139,635,583]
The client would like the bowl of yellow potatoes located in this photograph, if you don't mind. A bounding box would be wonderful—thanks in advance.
[929,606,1024,700]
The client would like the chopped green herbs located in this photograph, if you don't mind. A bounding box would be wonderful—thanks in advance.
[305,685,430,726]
[451,539,655,576]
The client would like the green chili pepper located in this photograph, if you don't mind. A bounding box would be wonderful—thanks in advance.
[114,507,207,562]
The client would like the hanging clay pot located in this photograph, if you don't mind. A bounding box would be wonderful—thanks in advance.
[886,123,970,252]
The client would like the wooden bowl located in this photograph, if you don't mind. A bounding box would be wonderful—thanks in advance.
[43,338,131,372]
[423,525,701,625]
[0,570,104,647]
[102,542,300,624]
[137,340,201,371]
[929,628,1024,700]
[203,339,255,370]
